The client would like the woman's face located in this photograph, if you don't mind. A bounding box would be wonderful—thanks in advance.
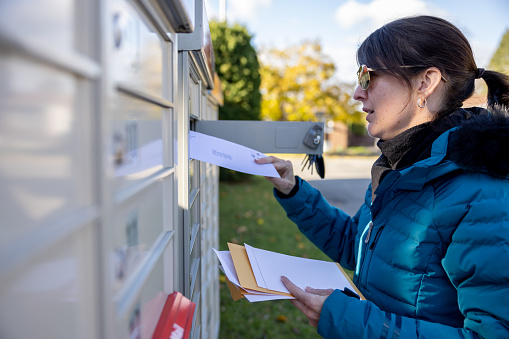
[353,70,431,140]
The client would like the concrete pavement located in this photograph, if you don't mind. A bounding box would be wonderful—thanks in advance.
[286,155,377,216]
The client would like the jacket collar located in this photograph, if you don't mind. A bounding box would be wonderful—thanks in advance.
[375,128,460,194]
[374,107,509,194]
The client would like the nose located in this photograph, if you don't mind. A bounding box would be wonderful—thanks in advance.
[353,85,366,101]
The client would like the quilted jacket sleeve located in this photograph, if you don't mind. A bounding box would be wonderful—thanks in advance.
[317,172,509,339]
[440,177,509,338]
[275,177,365,271]
[318,291,482,339]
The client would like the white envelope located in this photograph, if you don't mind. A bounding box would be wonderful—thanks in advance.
[189,131,280,178]
[244,244,355,294]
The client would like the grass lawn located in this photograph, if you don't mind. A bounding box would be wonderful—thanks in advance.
[217,175,354,338]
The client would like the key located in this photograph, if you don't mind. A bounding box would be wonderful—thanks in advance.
[315,155,325,179]
[301,154,310,172]
[301,154,325,178]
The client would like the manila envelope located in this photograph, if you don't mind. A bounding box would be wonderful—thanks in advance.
[336,263,365,300]
[225,276,245,301]
[227,243,293,297]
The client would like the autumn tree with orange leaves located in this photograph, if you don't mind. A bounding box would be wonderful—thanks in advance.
[259,40,363,125]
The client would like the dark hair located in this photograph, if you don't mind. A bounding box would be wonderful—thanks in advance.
[356,15,509,118]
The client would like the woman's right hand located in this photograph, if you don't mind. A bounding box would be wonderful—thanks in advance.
[254,156,296,195]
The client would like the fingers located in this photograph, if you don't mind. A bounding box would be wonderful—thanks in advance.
[282,276,328,327]
[282,276,326,311]
[290,299,320,327]
[305,287,335,297]
[255,157,296,194]
[254,155,279,164]
[255,157,293,174]
[281,276,306,299]
[275,160,294,174]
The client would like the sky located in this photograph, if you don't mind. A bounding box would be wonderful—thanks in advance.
[205,0,509,83]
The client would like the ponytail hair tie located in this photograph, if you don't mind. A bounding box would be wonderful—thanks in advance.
[476,68,485,79]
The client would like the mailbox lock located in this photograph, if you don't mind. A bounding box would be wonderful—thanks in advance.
[303,125,323,150]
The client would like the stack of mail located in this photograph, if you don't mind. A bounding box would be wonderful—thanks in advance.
[213,243,363,302]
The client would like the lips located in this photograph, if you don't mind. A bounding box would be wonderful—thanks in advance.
[363,108,374,122]
[362,108,374,119]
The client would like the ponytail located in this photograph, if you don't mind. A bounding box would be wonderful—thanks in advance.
[479,70,509,110]
[357,16,509,118]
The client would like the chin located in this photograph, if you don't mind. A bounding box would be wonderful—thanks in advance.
[367,127,381,140]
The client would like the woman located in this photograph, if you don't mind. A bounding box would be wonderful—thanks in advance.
[255,16,509,338]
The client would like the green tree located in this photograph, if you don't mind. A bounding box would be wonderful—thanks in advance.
[210,21,261,181]
[489,29,509,75]
[210,20,261,120]
[259,41,363,125]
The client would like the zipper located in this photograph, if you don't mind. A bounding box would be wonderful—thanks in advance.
[364,221,374,244]
[369,226,385,250]
[355,221,373,276]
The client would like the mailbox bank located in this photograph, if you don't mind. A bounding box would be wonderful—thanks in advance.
[0,1,323,338]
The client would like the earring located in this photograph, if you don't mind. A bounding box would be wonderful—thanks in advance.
[417,97,427,108]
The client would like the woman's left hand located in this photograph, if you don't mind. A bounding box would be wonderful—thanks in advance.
[281,276,334,327]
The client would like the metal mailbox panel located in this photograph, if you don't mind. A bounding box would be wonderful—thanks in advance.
[117,252,166,339]
[111,93,164,192]
[188,68,201,120]
[190,289,201,339]
[0,54,95,248]
[200,166,219,339]
[111,0,164,98]
[0,224,98,339]
[195,120,325,154]
[189,159,200,194]
[0,0,76,50]
[111,177,171,290]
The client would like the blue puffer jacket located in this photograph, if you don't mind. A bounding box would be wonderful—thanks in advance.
[276,111,509,338]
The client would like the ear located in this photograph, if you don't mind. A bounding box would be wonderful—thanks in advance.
[414,67,443,99]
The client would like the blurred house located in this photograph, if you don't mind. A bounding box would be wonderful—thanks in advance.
[324,121,375,153]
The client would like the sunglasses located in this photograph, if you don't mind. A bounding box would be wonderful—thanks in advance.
[357,64,448,90]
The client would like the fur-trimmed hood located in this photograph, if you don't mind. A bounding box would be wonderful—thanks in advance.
[447,106,509,178]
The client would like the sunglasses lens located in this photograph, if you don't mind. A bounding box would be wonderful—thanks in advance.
[358,65,370,90]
